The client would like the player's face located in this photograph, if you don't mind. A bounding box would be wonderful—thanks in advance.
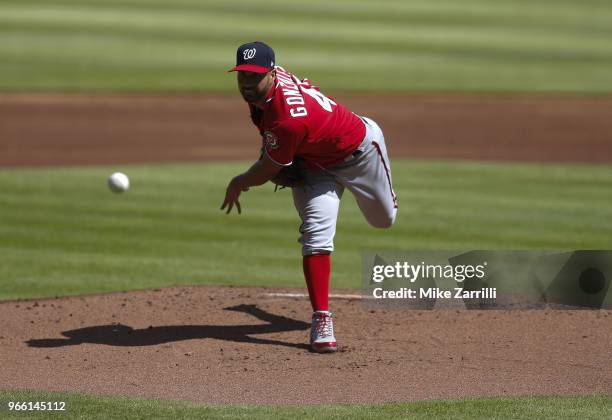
[237,70,274,104]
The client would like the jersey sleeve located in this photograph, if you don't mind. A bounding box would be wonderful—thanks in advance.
[263,119,308,166]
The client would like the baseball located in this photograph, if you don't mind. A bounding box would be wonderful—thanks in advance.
[108,172,130,193]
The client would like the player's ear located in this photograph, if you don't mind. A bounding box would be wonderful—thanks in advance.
[269,69,276,79]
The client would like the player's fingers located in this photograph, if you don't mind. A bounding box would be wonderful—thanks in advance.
[236,200,241,214]
[226,201,234,214]
[221,194,231,210]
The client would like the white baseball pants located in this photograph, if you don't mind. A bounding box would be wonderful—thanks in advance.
[292,117,398,256]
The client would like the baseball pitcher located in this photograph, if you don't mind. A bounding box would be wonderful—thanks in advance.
[221,41,398,353]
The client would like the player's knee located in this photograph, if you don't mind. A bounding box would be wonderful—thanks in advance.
[369,210,396,229]
[371,217,394,229]
[299,232,335,255]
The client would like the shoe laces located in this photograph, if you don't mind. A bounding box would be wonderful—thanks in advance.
[313,312,334,338]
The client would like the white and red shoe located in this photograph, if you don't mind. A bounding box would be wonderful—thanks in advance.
[310,311,337,353]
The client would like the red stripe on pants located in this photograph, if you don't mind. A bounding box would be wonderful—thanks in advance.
[371,140,398,208]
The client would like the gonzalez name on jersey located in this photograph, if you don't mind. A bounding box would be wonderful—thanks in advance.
[249,66,366,169]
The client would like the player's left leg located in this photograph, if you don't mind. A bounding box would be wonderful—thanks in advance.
[330,116,398,228]
[292,171,343,353]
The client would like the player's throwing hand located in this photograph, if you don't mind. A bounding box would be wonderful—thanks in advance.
[221,175,249,214]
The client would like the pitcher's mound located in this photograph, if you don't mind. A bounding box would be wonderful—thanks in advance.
[1,285,610,404]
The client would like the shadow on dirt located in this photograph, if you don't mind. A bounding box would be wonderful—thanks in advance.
[26,304,310,350]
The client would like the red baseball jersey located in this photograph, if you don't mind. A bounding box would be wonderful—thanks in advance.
[249,66,365,169]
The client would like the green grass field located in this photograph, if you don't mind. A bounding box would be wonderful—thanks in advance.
[1,160,611,301]
[1,390,610,419]
[1,0,612,93]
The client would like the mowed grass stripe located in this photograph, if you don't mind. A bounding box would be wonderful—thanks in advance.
[1,6,610,66]
[1,160,611,300]
[0,390,610,419]
[2,4,611,53]
[0,0,611,92]
[6,196,608,236]
[7,0,612,33]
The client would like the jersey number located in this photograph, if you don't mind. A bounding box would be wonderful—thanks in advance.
[300,86,337,112]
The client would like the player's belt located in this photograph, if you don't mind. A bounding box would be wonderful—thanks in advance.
[343,144,365,163]
[343,117,371,163]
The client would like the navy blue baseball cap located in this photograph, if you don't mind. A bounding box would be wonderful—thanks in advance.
[228,41,275,74]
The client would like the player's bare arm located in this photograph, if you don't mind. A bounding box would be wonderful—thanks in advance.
[220,153,282,214]
[221,56,279,215]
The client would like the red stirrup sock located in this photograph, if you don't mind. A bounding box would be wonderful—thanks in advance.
[303,254,331,312]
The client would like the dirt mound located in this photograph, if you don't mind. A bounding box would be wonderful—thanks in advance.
[1,286,610,404]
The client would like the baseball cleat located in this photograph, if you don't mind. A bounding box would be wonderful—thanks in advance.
[310,311,337,353]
